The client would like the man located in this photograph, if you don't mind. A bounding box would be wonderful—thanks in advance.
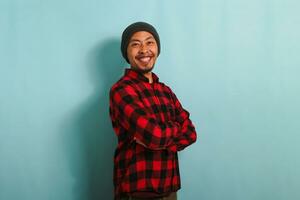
[109,22,197,200]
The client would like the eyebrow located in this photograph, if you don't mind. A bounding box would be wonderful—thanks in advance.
[129,36,154,43]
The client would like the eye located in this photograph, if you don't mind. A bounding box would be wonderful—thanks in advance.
[130,42,139,47]
[147,41,154,45]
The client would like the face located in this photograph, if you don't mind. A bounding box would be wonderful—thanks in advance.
[127,31,158,74]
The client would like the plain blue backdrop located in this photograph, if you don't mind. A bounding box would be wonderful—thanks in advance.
[1,0,300,199]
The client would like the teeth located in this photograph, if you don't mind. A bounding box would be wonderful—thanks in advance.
[139,57,151,63]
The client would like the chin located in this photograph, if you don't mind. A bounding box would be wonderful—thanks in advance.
[135,65,154,73]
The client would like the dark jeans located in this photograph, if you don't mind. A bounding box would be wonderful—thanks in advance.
[121,192,177,200]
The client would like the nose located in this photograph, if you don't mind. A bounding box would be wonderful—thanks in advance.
[139,43,148,54]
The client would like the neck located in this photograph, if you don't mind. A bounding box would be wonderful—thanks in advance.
[143,72,153,83]
[130,67,154,83]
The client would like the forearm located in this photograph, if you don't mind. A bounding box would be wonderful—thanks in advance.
[130,119,181,150]
[168,118,197,152]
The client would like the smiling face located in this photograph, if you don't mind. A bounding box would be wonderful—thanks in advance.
[127,31,158,74]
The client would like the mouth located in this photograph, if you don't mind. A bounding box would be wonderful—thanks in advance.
[135,55,153,65]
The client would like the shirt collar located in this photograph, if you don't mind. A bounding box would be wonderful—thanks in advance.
[125,68,159,83]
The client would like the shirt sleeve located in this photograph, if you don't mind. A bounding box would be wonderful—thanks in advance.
[110,85,181,150]
[167,89,197,152]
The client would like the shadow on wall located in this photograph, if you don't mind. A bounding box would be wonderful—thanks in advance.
[62,38,125,200]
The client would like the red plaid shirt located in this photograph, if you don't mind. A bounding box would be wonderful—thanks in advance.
[109,68,197,199]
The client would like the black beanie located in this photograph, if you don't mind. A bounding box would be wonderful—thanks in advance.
[121,22,160,63]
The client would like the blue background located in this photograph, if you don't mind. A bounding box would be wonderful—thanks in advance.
[1,0,300,199]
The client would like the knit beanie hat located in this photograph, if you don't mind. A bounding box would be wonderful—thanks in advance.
[121,22,161,63]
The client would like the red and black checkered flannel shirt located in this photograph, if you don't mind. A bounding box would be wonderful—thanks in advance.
[109,68,197,199]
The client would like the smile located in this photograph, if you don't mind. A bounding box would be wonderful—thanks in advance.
[136,56,152,64]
